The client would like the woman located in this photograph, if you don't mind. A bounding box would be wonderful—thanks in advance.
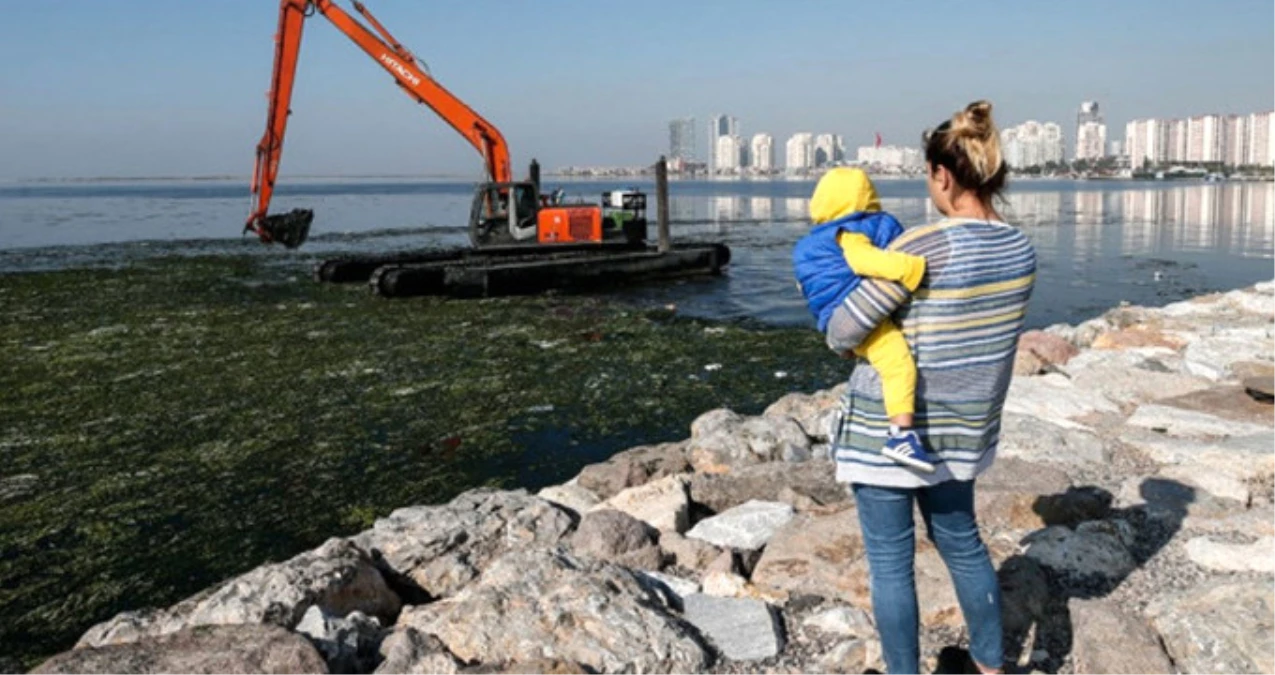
[825,100,1036,674]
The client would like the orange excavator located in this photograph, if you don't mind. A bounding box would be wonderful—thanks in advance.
[244,0,646,250]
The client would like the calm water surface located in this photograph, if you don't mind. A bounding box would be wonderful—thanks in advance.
[2,177,1272,328]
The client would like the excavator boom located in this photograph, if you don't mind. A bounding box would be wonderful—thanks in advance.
[246,0,512,246]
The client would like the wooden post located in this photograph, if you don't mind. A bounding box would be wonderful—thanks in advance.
[656,155,671,253]
[529,159,541,194]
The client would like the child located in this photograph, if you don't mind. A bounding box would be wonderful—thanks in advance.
[793,167,938,472]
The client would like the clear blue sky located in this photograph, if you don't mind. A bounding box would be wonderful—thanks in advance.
[1,0,1271,179]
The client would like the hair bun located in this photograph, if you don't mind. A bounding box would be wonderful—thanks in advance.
[950,100,995,140]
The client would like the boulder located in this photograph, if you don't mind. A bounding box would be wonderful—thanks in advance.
[1067,357,1214,407]
[399,548,708,674]
[687,410,812,473]
[36,625,326,674]
[569,509,663,571]
[633,570,700,612]
[294,606,384,674]
[763,385,844,441]
[1117,432,1273,503]
[997,414,1106,466]
[1022,520,1135,581]
[1090,325,1187,351]
[352,489,574,600]
[685,500,795,551]
[1147,579,1275,674]
[1003,373,1119,428]
[688,460,844,515]
[1184,535,1275,573]
[974,459,1102,534]
[801,605,874,638]
[1183,332,1274,382]
[373,628,460,675]
[589,474,690,533]
[701,570,749,598]
[1068,598,1174,674]
[78,538,401,648]
[575,442,690,500]
[819,638,884,674]
[536,484,600,517]
[658,532,723,573]
[751,509,864,603]
[682,594,784,662]
[1125,403,1270,439]
[1017,330,1080,368]
[997,556,1050,640]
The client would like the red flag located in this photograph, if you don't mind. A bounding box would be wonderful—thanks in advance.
[874,132,882,148]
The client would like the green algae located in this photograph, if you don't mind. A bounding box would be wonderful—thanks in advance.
[0,254,846,665]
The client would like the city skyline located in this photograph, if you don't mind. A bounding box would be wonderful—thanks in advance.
[0,1,1271,179]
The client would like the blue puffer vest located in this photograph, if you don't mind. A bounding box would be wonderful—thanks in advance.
[792,211,905,332]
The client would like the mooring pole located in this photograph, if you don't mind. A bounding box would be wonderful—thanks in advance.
[529,159,541,194]
[656,155,671,253]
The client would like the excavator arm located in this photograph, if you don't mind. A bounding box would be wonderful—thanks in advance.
[245,0,513,247]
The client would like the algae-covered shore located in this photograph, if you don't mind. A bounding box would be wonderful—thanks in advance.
[0,254,845,666]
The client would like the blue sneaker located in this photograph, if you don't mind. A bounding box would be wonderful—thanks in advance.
[881,427,939,473]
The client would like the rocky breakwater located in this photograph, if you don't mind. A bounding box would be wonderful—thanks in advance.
[25,281,1274,675]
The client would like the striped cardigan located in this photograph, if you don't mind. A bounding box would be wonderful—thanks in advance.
[825,218,1037,487]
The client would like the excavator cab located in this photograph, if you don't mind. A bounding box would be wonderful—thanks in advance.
[467,181,646,249]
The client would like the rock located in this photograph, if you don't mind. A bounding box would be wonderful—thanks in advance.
[1022,522,1135,580]
[1125,403,1270,438]
[575,442,690,500]
[658,532,723,573]
[352,489,574,601]
[1115,475,1243,527]
[1183,332,1274,382]
[1003,373,1119,428]
[701,570,749,597]
[1018,330,1080,367]
[589,474,690,533]
[1091,325,1187,351]
[1147,579,1274,674]
[688,410,812,473]
[1184,535,1275,573]
[1155,383,1275,426]
[1118,431,1273,493]
[682,594,784,662]
[1157,464,1251,504]
[36,625,327,674]
[1067,356,1214,407]
[780,443,811,463]
[633,570,700,611]
[537,484,600,516]
[802,606,874,638]
[294,606,384,674]
[373,628,460,674]
[688,460,844,515]
[975,458,1097,534]
[751,509,864,603]
[997,414,1106,466]
[1068,598,1174,674]
[1013,349,1046,376]
[819,639,883,674]
[400,548,708,674]
[762,384,844,440]
[686,500,795,551]
[78,538,401,648]
[568,509,663,571]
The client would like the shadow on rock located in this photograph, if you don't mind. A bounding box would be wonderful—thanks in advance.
[998,478,1194,673]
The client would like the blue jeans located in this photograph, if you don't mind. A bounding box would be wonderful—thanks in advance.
[852,480,1003,674]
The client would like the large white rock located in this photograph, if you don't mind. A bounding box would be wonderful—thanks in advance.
[1182,332,1274,381]
[1126,404,1271,438]
[685,500,795,551]
[802,606,875,638]
[1147,579,1275,674]
[590,474,690,533]
[1184,536,1275,573]
[537,483,601,516]
[1003,373,1119,428]
[682,594,784,662]
[997,413,1106,466]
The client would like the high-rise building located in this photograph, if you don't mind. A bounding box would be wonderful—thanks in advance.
[1000,120,1063,168]
[708,115,739,173]
[1075,101,1106,161]
[1125,118,1170,170]
[750,134,774,173]
[1186,115,1222,163]
[668,118,696,164]
[714,135,743,173]
[813,134,845,167]
[1223,115,1248,167]
[785,133,815,172]
[856,145,922,171]
[1166,119,1188,163]
[1248,111,1274,167]
[1109,140,1123,157]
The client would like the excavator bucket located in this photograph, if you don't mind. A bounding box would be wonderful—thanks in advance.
[256,208,314,249]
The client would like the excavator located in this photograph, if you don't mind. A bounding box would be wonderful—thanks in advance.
[244,0,647,251]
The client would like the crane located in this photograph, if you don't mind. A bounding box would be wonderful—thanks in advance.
[244,0,646,250]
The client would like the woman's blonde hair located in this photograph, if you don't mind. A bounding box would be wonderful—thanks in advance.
[923,100,1007,202]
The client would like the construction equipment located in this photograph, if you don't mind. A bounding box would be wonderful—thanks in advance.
[244,0,644,250]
